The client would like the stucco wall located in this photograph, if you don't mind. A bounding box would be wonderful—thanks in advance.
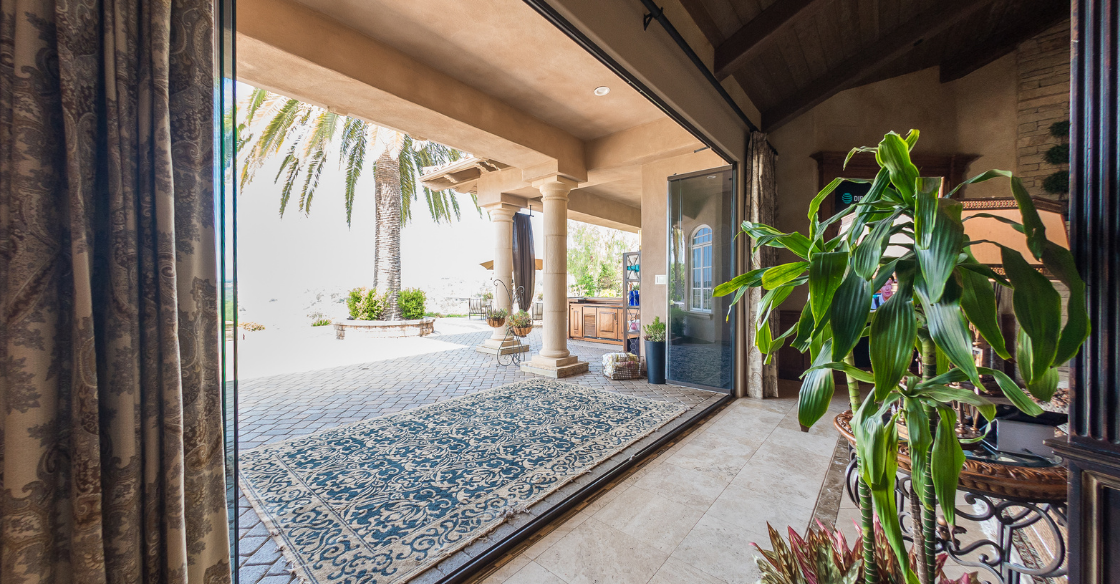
[638,150,726,329]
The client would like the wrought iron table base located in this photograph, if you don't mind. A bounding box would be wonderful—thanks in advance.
[844,451,1067,584]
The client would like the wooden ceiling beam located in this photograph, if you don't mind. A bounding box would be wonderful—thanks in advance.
[939,1,1069,82]
[713,0,828,80]
[762,0,997,131]
[677,0,726,46]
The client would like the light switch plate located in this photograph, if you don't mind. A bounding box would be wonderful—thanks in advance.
[655,275,667,285]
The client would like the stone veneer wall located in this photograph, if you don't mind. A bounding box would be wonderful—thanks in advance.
[1017,21,1071,200]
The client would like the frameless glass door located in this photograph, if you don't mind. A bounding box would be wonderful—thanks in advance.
[667,167,735,391]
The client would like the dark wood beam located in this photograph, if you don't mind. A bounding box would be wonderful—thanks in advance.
[762,0,996,131]
[713,0,827,80]
[676,0,725,46]
[939,1,1069,82]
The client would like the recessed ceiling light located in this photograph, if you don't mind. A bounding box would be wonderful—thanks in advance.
[707,175,716,179]
[594,86,611,96]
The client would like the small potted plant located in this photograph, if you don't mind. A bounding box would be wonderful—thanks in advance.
[485,307,507,328]
[643,316,667,384]
[509,310,533,337]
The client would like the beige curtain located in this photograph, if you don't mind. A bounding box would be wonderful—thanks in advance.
[0,0,231,582]
[744,132,780,399]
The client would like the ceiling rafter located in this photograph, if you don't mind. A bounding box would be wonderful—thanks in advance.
[762,0,998,131]
[939,0,1069,82]
[714,0,829,80]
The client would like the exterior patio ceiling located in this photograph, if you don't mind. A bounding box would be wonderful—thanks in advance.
[679,0,1070,131]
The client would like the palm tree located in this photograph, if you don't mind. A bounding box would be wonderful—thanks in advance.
[237,88,478,320]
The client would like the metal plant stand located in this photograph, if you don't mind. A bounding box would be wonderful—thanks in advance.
[489,278,526,367]
[842,449,1068,584]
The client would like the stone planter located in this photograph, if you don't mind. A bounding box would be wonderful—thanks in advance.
[334,317,435,339]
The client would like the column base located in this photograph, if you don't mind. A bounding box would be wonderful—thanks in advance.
[476,337,530,355]
[520,355,589,378]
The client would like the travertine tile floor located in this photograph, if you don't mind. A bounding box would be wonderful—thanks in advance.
[475,380,849,584]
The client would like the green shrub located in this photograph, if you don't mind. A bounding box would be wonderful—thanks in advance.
[347,287,386,320]
[643,316,666,342]
[509,310,532,328]
[398,288,427,320]
[312,318,332,326]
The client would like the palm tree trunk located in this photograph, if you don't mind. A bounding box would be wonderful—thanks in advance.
[375,151,402,320]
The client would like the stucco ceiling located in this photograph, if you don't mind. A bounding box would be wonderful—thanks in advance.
[290,0,666,142]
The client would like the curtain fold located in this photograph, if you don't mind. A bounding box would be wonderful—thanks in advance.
[0,0,231,581]
[744,132,780,399]
[511,213,535,312]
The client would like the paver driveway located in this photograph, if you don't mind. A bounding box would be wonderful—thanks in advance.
[235,319,718,584]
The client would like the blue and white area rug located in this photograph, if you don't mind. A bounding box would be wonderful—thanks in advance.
[239,379,686,584]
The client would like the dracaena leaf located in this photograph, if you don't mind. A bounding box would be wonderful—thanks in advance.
[914,385,997,421]
[876,132,920,204]
[978,367,1044,416]
[1002,245,1060,380]
[1009,176,1047,259]
[799,340,836,429]
[1027,366,1059,402]
[932,406,966,526]
[915,202,964,303]
[831,270,872,361]
[809,177,845,225]
[914,177,943,249]
[762,261,810,290]
[870,284,917,401]
[804,362,875,383]
[947,168,1012,199]
[959,267,1010,360]
[917,276,981,386]
[713,267,766,297]
[809,252,848,325]
[904,399,932,510]
[792,302,816,352]
[1041,241,1090,365]
[852,209,902,279]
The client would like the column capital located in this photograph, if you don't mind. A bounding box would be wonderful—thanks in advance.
[532,175,579,200]
[480,202,521,220]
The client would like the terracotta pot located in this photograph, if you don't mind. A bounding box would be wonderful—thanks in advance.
[511,326,532,337]
[486,317,506,328]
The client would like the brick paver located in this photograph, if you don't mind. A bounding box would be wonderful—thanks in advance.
[236,322,718,584]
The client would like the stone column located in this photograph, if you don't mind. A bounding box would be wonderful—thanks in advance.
[522,176,589,377]
[478,203,527,355]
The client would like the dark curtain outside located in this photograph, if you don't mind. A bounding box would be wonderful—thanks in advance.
[512,213,535,312]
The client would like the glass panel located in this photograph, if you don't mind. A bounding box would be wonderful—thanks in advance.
[214,0,238,575]
[667,169,734,391]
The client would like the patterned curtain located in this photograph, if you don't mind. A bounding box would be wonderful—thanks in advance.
[0,0,231,582]
[744,132,780,399]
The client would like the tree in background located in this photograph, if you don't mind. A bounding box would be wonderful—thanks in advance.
[566,221,638,297]
[237,87,479,320]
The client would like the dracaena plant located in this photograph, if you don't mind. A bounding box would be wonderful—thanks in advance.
[715,130,1089,584]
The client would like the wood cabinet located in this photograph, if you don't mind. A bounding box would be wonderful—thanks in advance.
[567,299,624,345]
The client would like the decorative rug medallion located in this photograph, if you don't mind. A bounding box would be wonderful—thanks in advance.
[240,379,686,584]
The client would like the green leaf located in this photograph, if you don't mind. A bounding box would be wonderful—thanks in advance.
[959,267,1010,360]
[808,177,845,224]
[870,285,917,400]
[946,168,1012,199]
[904,399,932,510]
[917,277,981,387]
[915,202,964,303]
[1016,327,1035,384]
[962,212,1025,234]
[756,316,774,354]
[913,385,997,421]
[809,252,847,325]
[804,362,875,383]
[852,400,913,582]
[1041,242,1090,365]
[978,367,1044,416]
[1027,366,1059,402]
[713,267,766,297]
[799,340,836,429]
[758,285,795,328]
[1009,176,1047,259]
[831,270,872,361]
[877,132,921,204]
[762,262,810,290]
[903,129,920,150]
[1002,245,1061,380]
[870,258,901,293]
[914,177,943,249]
[845,169,891,247]
[932,406,966,526]
[791,302,816,353]
[741,222,813,259]
[852,210,902,279]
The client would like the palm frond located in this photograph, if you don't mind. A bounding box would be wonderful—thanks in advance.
[398,135,417,225]
[278,154,303,217]
[339,118,367,227]
[299,149,328,214]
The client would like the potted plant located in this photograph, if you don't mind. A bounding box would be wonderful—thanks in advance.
[508,310,533,337]
[715,130,1088,584]
[643,316,667,384]
[484,307,507,328]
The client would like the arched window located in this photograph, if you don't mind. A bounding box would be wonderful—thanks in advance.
[690,225,713,311]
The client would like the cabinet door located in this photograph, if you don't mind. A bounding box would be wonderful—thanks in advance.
[569,305,582,338]
[583,308,597,338]
[596,308,620,340]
